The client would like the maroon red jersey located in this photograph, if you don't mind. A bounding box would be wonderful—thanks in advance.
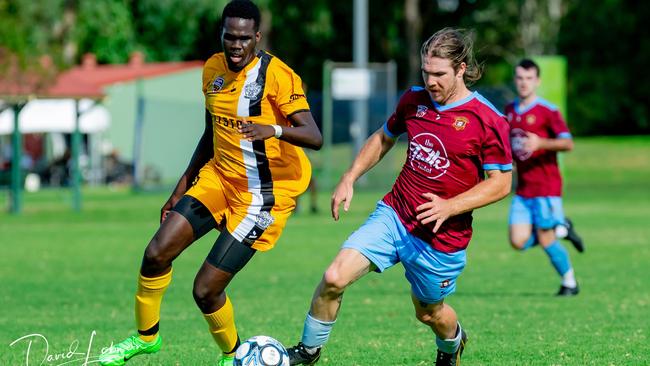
[382,87,512,253]
[505,98,572,198]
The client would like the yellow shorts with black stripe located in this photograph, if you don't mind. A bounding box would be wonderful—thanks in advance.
[185,163,296,251]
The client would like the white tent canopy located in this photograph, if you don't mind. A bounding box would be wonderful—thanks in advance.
[0,98,110,135]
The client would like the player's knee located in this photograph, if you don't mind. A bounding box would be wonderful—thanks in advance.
[192,280,222,311]
[415,311,431,325]
[142,242,171,271]
[192,283,211,303]
[509,237,527,250]
[416,309,444,327]
[414,302,444,326]
[321,268,348,296]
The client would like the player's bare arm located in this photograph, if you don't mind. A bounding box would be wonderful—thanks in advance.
[331,128,397,221]
[161,109,214,222]
[524,131,574,152]
[237,111,322,150]
[416,169,512,232]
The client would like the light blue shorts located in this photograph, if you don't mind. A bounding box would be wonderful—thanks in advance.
[341,201,466,304]
[509,195,565,229]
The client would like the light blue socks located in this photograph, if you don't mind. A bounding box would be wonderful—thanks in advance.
[301,313,336,348]
[543,241,572,276]
[436,322,462,354]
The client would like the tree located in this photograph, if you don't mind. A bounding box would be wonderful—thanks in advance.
[0,0,64,95]
[559,0,650,134]
[129,0,224,62]
[74,0,136,64]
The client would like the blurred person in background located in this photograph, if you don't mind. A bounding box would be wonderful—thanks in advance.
[505,58,584,296]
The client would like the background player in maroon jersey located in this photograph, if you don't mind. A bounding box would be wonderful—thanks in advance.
[286,28,512,366]
[505,58,584,297]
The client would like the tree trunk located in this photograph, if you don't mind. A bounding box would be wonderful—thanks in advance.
[405,0,422,85]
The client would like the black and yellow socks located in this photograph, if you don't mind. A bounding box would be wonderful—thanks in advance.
[203,295,239,356]
[135,270,172,342]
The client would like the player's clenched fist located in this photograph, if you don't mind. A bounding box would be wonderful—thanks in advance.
[238,119,275,141]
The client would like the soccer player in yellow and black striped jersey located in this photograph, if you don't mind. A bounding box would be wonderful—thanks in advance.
[99,1,322,365]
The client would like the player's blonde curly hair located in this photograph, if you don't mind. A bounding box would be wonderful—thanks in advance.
[420,28,482,85]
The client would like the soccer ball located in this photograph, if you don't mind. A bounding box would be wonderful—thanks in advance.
[234,335,290,366]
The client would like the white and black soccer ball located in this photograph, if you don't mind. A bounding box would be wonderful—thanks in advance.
[234,335,290,366]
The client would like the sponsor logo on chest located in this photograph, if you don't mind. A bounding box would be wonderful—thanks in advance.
[510,128,532,161]
[408,132,450,179]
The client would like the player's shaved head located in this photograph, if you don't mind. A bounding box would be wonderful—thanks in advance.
[222,0,261,31]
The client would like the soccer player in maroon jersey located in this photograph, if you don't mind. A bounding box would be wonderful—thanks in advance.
[505,59,584,296]
[286,28,512,366]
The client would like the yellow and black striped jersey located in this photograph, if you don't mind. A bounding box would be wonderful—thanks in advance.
[202,50,312,197]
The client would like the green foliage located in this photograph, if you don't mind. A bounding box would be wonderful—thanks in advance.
[1,0,647,135]
[266,0,343,89]
[74,0,136,64]
[559,0,650,135]
[0,0,64,68]
[130,0,222,62]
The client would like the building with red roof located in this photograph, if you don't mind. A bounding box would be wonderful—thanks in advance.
[1,52,205,191]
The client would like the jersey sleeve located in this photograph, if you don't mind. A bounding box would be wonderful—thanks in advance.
[272,60,310,118]
[202,55,220,96]
[383,90,410,138]
[481,115,513,171]
[549,109,572,139]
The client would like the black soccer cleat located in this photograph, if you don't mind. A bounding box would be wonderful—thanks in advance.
[563,218,585,253]
[287,342,321,365]
[557,284,580,296]
[435,329,467,366]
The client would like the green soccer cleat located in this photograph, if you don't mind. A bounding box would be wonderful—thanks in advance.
[218,355,235,366]
[98,334,162,366]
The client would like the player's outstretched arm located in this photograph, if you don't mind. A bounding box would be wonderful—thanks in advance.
[161,109,214,222]
[416,169,512,232]
[237,111,323,150]
[331,128,397,221]
[525,131,574,152]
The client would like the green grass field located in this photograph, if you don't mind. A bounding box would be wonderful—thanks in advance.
[1,136,649,365]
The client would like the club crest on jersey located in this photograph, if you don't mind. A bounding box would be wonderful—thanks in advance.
[440,279,451,288]
[510,128,532,161]
[452,116,469,131]
[416,105,428,118]
[255,211,274,229]
[244,82,262,99]
[212,76,225,92]
[526,114,536,125]
[507,112,514,122]
[408,132,450,179]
